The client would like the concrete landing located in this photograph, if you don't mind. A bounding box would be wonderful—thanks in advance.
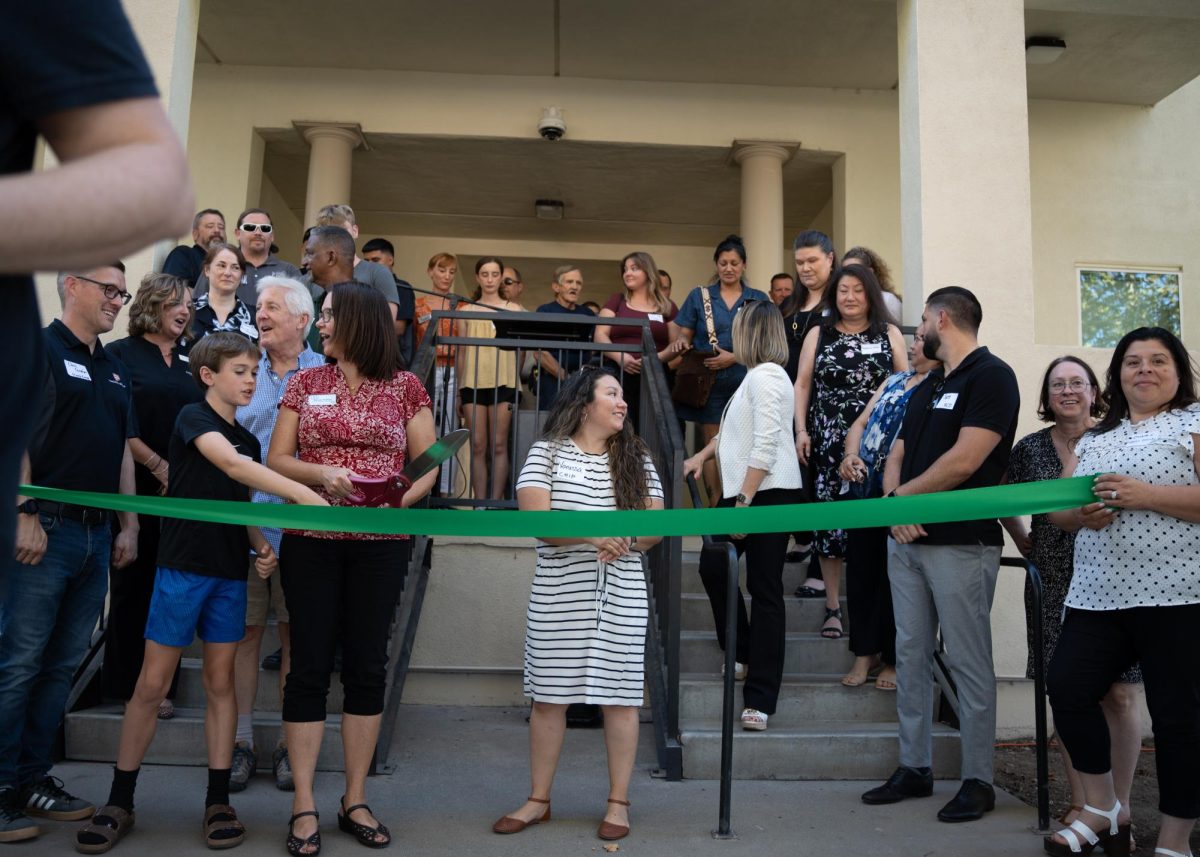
[42,703,1041,857]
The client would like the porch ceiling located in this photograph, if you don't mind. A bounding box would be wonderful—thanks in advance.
[197,0,1200,106]
[260,132,837,245]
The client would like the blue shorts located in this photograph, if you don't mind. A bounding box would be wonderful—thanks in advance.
[144,567,247,647]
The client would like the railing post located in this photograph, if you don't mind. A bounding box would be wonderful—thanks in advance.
[714,541,739,839]
[1027,562,1051,833]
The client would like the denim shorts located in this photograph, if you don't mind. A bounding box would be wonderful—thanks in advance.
[145,567,247,647]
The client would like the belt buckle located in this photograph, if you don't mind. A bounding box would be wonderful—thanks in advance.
[81,507,106,526]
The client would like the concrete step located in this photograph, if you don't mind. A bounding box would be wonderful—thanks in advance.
[679,591,849,633]
[678,719,961,780]
[171,658,345,713]
[64,704,346,771]
[680,630,856,676]
[678,673,899,723]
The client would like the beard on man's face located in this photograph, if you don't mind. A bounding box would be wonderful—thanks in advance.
[922,329,941,361]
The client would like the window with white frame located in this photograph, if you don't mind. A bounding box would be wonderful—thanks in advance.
[1078,266,1181,348]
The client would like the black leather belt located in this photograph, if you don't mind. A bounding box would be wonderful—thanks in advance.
[36,500,111,526]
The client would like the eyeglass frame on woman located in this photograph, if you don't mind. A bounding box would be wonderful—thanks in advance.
[239,223,274,234]
[1049,379,1091,395]
[317,308,335,322]
[74,275,132,305]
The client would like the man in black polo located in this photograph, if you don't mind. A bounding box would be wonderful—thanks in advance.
[862,286,1019,824]
[193,208,301,305]
[532,265,594,408]
[0,264,140,840]
[361,236,418,365]
[162,208,226,287]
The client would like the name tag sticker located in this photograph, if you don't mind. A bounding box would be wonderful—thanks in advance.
[554,460,589,484]
[418,313,432,324]
[179,354,189,363]
[648,313,664,323]
[308,394,337,406]
[860,341,883,355]
[934,392,959,410]
[64,360,91,381]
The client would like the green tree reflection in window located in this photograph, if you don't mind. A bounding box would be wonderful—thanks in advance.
[1079,268,1181,348]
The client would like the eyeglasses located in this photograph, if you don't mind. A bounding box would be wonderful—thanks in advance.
[502,278,520,286]
[75,275,132,305]
[925,378,947,412]
[1049,379,1091,395]
[239,223,273,234]
[318,308,335,322]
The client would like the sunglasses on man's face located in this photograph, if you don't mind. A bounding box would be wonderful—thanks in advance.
[239,223,273,234]
[502,278,520,286]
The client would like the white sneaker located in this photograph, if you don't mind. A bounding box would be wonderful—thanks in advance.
[721,661,748,681]
[740,708,768,731]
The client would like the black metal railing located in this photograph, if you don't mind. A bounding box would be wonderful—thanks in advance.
[686,474,739,838]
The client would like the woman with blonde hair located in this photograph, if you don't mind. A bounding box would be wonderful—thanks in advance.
[684,300,803,731]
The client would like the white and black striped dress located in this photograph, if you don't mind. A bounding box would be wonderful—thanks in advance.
[516,439,663,706]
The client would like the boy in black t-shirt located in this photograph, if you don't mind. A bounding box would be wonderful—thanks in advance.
[77,333,327,854]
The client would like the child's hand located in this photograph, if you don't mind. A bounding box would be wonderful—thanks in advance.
[255,544,278,578]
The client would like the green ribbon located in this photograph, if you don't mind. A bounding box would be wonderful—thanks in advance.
[20,477,1096,538]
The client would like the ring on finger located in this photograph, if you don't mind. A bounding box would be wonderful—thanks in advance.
[1110,489,1118,500]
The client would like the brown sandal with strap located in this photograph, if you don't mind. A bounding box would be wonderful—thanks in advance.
[598,798,631,841]
[204,804,245,850]
[492,796,551,834]
[75,805,135,854]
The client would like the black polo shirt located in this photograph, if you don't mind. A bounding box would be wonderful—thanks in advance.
[898,346,1019,546]
[162,243,206,287]
[157,401,261,580]
[105,335,202,497]
[32,320,137,494]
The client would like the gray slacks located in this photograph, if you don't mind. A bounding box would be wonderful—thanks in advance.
[888,540,1000,783]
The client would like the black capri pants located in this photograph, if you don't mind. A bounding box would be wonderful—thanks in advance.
[280,533,409,722]
[1048,603,1200,819]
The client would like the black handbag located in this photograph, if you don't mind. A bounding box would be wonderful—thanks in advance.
[672,287,720,409]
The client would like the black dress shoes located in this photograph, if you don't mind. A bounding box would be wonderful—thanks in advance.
[861,766,934,804]
[937,778,995,822]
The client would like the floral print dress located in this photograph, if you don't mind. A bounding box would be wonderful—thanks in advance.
[809,325,894,557]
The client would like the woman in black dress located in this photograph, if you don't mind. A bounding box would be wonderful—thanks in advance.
[103,273,202,717]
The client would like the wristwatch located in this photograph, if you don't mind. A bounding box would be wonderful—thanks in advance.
[735,493,752,506]
[17,499,38,515]
[886,489,898,498]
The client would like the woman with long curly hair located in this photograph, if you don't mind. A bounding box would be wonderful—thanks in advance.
[493,365,664,843]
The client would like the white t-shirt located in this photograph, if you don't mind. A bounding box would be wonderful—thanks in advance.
[1067,403,1200,610]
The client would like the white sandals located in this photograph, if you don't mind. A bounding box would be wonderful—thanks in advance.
[1042,800,1129,856]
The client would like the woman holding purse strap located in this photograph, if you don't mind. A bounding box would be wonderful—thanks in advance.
[669,234,769,503]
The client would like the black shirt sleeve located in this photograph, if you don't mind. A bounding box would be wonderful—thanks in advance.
[394,279,416,322]
[960,363,1020,436]
[0,0,157,122]
[175,402,225,449]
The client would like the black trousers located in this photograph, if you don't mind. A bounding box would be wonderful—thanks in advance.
[280,534,409,722]
[845,525,896,664]
[101,515,179,701]
[1048,604,1200,819]
[697,487,801,715]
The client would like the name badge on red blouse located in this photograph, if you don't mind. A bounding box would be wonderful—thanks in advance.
[308,394,336,406]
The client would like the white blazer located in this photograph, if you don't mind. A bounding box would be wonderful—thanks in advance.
[715,362,803,498]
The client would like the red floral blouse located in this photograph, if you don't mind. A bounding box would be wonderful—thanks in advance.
[280,364,432,540]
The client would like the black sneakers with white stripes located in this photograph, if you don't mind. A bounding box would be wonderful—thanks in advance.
[21,775,94,821]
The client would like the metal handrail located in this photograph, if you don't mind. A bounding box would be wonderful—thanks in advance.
[686,473,739,839]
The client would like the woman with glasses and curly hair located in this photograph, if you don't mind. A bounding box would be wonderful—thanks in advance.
[493,365,663,843]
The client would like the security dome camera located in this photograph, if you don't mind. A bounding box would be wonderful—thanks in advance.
[538,106,566,141]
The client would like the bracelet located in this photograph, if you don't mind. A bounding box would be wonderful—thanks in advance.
[144,453,161,470]
[797,429,809,435]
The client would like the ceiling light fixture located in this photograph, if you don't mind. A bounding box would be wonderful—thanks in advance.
[535,199,565,220]
[1026,36,1067,65]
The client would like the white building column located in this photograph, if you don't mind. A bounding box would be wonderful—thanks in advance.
[732,142,795,290]
[299,122,365,228]
[897,0,1034,332]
